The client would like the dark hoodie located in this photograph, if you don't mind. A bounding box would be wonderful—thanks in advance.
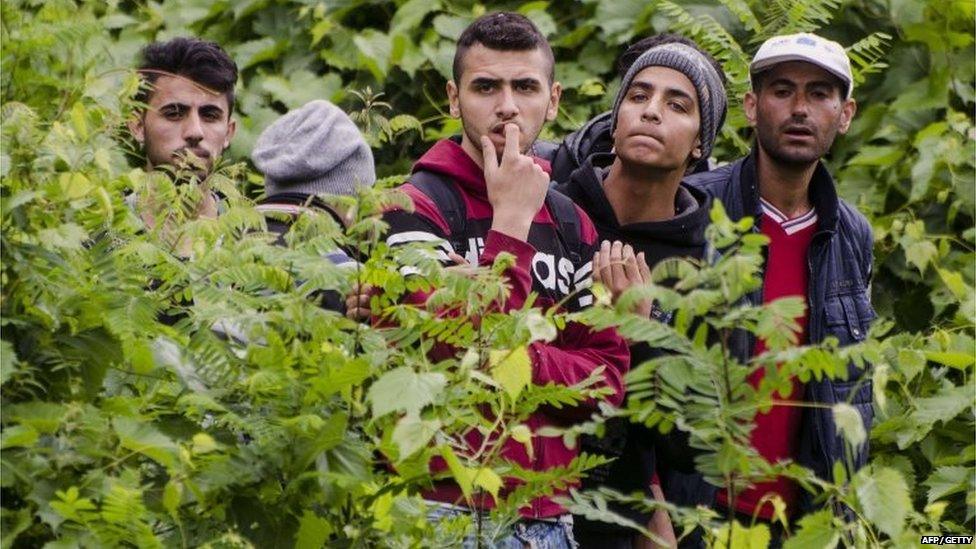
[380,139,630,519]
[556,152,713,536]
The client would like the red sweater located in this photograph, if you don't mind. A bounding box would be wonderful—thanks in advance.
[381,139,630,518]
[718,198,818,520]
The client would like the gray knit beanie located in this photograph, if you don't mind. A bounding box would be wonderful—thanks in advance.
[252,100,376,196]
[610,43,727,170]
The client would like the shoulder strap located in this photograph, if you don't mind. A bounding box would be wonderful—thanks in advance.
[544,188,582,264]
[258,192,345,226]
[407,170,468,255]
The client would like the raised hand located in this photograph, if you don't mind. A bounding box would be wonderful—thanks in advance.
[482,123,550,242]
[592,240,653,317]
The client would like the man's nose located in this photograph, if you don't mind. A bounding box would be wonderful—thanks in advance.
[641,97,663,123]
[790,94,811,118]
[182,112,204,143]
[495,87,518,119]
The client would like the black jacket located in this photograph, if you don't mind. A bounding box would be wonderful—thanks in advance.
[557,153,716,537]
[685,150,876,516]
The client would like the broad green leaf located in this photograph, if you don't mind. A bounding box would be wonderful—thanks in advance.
[391,413,440,460]
[439,446,475,499]
[713,520,770,549]
[367,367,446,417]
[490,347,532,401]
[855,466,910,538]
[472,467,503,500]
[783,510,839,549]
[913,384,973,425]
[924,351,975,369]
[925,465,969,504]
[295,510,333,549]
[0,425,39,449]
[833,403,867,448]
[0,339,16,386]
[903,240,939,273]
[113,417,180,470]
[391,0,441,33]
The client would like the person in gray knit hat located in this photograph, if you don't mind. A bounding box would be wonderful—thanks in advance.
[554,34,728,549]
[252,99,375,314]
[610,42,727,171]
[252,99,375,198]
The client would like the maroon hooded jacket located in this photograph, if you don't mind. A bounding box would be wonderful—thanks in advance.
[380,139,630,518]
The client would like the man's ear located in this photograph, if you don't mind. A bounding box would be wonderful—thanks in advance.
[546,81,562,121]
[223,118,237,151]
[837,98,857,135]
[691,137,702,160]
[446,80,460,118]
[743,91,758,127]
[127,114,145,144]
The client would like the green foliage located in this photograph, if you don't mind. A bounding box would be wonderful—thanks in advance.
[2,0,973,547]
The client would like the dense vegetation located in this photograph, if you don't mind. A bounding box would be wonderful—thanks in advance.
[1,0,973,547]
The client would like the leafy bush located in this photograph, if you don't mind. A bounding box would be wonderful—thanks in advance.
[1,0,972,547]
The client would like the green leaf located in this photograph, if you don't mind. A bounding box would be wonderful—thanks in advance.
[925,465,969,504]
[391,413,440,460]
[0,339,17,386]
[855,466,910,538]
[472,467,503,500]
[783,510,839,549]
[913,384,973,426]
[832,403,867,448]
[113,417,180,470]
[295,510,333,549]
[353,30,393,81]
[438,446,475,499]
[0,425,39,449]
[903,240,938,273]
[924,351,975,369]
[713,520,770,549]
[391,0,441,33]
[489,347,532,401]
[367,367,446,417]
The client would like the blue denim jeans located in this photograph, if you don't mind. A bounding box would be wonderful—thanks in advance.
[426,501,577,548]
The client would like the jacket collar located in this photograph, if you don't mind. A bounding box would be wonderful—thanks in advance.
[739,148,839,233]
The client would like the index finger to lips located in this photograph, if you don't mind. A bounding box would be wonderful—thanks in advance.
[502,123,520,161]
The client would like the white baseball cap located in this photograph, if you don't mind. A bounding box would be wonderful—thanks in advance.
[750,33,854,99]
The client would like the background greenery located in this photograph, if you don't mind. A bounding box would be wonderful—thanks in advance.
[1,0,973,547]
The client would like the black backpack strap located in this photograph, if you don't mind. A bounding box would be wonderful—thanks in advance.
[544,188,582,264]
[406,170,468,256]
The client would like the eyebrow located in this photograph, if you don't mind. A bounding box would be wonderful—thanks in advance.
[629,80,695,102]
[468,76,542,87]
[158,102,226,115]
[768,78,835,89]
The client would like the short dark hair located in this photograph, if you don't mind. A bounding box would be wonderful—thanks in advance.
[136,37,239,113]
[617,33,727,87]
[452,12,554,84]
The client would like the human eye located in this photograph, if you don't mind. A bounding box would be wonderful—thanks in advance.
[628,90,647,102]
[161,105,186,120]
[201,108,223,122]
[669,100,688,113]
[514,80,540,93]
[473,81,495,93]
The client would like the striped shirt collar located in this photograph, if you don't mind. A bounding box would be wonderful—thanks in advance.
[760,197,818,235]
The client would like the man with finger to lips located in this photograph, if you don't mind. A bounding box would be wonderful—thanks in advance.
[378,12,629,548]
[555,38,728,548]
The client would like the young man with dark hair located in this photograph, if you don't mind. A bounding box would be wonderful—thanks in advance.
[686,32,875,532]
[540,33,726,184]
[128,37,238,179]
[555,39,728,549]
[380,12,629,548]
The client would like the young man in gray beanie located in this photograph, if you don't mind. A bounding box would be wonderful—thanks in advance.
[554,37,728,549]
[251,99,376,311]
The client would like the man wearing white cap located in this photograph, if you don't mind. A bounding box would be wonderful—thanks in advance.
[687,32,876,531]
